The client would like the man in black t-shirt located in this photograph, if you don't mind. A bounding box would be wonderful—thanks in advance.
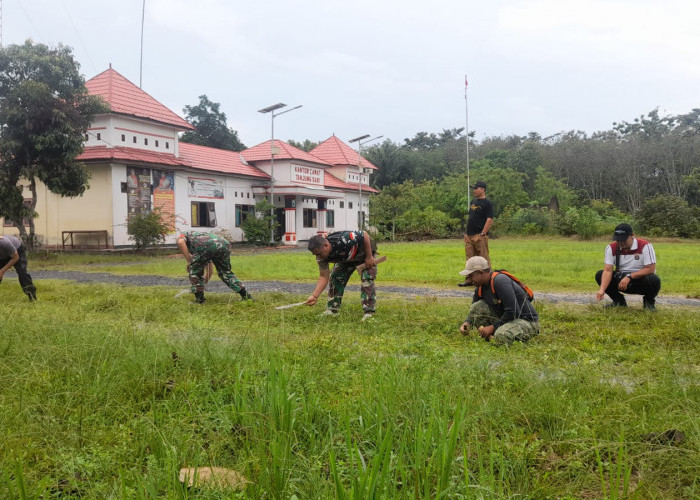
[459,180,494,286]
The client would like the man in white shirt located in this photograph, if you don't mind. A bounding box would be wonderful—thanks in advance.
[595,223,660,311]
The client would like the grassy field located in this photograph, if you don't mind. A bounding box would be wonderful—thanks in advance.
[30,236,700,297]
[1,237,699,498]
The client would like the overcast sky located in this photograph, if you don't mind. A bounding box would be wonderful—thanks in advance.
[4,0,699,148]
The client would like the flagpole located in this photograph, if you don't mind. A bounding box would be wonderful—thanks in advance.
[465,74,470,191]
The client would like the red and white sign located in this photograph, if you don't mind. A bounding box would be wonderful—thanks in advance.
[292,165,323,186]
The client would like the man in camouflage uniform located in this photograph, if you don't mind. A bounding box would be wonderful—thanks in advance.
[306,231,377,321]
[458,256,539,345]
[177,231,252,304]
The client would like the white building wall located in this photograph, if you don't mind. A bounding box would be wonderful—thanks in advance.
[86,115,178,155]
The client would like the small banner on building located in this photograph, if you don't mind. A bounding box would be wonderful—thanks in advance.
[152,169,176,232]
[127,166,151,217]
[187,177,224,199]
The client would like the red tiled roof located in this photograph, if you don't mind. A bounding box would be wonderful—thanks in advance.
[179,143,269,178]
[77,145,269,179]
[86,68,194,130]
[324,172,379,193]
[242,140,332,167]
[311,135,378,170]
[77,146,190,167]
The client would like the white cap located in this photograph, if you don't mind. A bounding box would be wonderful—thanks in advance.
[458,256,489,276]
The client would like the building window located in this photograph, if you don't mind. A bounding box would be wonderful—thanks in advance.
[349,202,353,209]
[121,134,126,142]
[191,202,217,227]
[303,208,317,228]
[235,204,255,227]
[133,136,137,143]
[84,134,89,141]
[247,193,250,199]
[144,138,148,145]
[96,133,101,140]
[3,199,32,227]
[326,210,335,228]
[340,201,344,209]
[166,142,170,149]
[155,140,159,147]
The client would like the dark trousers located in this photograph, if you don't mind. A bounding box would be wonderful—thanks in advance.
[595,270,661,305]
[0,245,36,298]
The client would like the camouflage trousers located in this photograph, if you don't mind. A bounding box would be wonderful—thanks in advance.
[327,261,377,313]
[467,300,540,345]
[188,245,244,294]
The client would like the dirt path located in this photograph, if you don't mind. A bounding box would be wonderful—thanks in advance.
[19,270,700,308]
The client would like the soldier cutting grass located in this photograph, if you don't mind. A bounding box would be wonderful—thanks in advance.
[306,231,377,321]
[177,231,252,304]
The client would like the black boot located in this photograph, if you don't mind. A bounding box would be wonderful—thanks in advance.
[239,289,253,301]
[194,291,205,304]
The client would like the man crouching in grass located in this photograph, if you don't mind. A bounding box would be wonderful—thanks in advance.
[306,231,377,321]
[458,256,540,344]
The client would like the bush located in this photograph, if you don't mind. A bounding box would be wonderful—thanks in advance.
[394,206,460,240]
[126,209,171,250]
[240,199,279,245]
[563,206,603,240]
[635,195,700,238]
[497,206,556,235]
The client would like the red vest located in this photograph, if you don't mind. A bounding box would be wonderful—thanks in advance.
[611,238,648,256]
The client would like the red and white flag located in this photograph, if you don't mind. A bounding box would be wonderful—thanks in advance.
[464,74,468,97]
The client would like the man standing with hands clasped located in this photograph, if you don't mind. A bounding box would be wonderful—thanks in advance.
[595,223,660,311]
[459,180,494,286]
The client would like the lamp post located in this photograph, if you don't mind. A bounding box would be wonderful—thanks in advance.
[258,102,302,244]
[349,134,382,230]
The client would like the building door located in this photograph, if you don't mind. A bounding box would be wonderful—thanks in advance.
[275,208,285,241]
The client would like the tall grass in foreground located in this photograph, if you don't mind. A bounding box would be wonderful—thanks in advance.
[1,281,699,498]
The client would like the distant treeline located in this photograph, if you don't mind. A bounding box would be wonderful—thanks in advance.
[360,108,700,240]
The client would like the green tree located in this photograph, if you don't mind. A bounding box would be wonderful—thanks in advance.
[0,40,106,247]
[287,139,319,152]
[467,162,529,216]
[180,95,246,151]
[532,166,577,209]
[369,182,418,240]
[635,195,700,238]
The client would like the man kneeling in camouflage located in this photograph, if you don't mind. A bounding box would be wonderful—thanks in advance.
[458,256,539,345]
[177,231,252,304]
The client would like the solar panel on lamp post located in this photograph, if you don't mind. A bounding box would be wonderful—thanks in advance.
[349,134,383,231]
[258,103,302,244]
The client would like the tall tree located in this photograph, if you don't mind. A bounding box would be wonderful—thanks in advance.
[0,40,106,246]
[180,95,246,151]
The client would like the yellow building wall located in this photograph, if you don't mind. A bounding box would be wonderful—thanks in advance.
[31,163,115,248]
